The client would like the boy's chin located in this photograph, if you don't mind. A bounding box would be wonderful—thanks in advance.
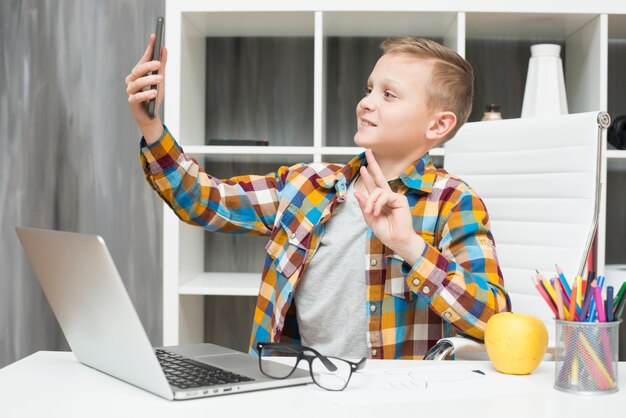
[353,134,376,149]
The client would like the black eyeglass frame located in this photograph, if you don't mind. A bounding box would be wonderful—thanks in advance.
[256,342,367,391]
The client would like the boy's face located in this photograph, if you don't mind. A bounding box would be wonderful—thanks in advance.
[354,53,439,159]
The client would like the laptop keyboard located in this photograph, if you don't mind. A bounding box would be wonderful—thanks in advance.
[155,349,255,389]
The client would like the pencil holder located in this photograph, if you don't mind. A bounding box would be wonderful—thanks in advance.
[554,320,621,395]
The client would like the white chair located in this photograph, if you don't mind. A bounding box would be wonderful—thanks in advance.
[424,111,610,360]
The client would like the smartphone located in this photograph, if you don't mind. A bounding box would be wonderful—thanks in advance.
[148,16,165,119]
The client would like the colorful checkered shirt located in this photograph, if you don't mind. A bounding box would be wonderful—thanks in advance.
[140,126,510,359]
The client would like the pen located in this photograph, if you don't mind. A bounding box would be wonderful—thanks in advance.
[615,288,626,320]
[586,271,595,297]
[580,280,596,321]
[614,282,626,315]
[606,286,614,322]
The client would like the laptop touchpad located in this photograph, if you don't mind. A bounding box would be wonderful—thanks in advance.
[196,353,257,370]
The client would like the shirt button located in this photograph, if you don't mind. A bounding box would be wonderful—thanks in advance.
[371,349,378,357]
[290,233,296,239]
[370,258,377,266]
[370,304,377,313]
[412,278,420,287]
[443,312,452,319]
[422,285,431,294]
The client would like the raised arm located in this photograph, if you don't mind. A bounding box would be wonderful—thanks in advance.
[126,35,296,235]
[139,128,298,236]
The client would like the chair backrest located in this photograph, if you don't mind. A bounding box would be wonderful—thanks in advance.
[443,112,607,340]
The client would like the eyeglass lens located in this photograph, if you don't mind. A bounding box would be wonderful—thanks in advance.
[311,356,352,390]
[259,345,300,378]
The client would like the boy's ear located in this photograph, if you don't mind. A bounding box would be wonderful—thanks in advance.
[425,111,457,143]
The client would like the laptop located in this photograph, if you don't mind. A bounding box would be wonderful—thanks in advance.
[15,227,311,400]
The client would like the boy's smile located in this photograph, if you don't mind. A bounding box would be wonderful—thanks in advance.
[354,53,440,169]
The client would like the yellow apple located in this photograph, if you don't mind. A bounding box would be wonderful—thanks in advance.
[484,312,548,375]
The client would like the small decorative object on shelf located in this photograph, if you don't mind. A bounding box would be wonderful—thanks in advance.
[481,104,503,121]
[521,44,568,118]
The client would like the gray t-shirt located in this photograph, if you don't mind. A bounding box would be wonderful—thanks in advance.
[294,180,368,358]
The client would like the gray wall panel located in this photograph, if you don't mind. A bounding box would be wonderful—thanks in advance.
[0,0,165,367]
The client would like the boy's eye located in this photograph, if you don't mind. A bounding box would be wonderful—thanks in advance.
[363,87,372,96]
[384,91,396,99]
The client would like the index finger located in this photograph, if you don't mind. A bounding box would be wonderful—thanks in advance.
[139,34,156,65]
[365,149,391,190]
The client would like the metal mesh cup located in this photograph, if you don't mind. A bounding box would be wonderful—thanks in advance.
[554,319,621,395]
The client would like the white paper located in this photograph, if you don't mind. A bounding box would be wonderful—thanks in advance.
[312,364,543,406]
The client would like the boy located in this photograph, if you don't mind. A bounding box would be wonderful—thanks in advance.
[126,36,510,360]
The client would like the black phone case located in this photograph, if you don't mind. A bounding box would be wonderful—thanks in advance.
[148,17,164,118]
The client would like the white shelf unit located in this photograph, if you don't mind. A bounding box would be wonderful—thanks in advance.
[162,1,626,346]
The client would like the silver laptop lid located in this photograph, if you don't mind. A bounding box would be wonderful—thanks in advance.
[16,227,173,400]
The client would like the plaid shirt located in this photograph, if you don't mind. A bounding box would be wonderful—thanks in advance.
[140,126,510,359]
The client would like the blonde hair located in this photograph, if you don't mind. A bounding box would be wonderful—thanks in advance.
[380,37,474,142]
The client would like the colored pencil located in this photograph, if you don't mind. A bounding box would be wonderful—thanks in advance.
[532,276,558,317]
[571,355,579,385]
[588,275,606,322]
[554,275,571,306]
[578,333,614,389]
[541,277,557,302]
[535,270,550,282]
[576,276,583,307]
[541,278,569,319]
[555,264,572,298]
[594,286,606,322]
[554,279,565,320]
[541,278,569,318]
[568,284,578,321]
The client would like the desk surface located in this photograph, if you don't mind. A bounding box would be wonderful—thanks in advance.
[1,352,624,417]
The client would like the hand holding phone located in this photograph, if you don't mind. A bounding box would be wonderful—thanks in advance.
[148,17,165,118]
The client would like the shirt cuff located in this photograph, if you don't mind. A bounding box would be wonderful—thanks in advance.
[139,125,182,175]
[403,243,449,302]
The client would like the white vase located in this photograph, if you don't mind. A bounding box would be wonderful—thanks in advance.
[521,44,568,118]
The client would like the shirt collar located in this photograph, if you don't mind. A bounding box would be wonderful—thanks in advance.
[396,152,437,193]
[316,152,437,194]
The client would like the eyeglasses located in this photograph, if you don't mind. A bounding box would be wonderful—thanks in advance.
[256,342,367,391]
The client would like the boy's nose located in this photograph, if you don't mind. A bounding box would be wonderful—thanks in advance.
[358,95,375,112]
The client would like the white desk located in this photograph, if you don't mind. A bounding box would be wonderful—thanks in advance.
[1,352,624,417]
